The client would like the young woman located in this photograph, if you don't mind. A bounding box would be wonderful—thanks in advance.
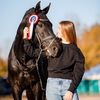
[46,21,85,100]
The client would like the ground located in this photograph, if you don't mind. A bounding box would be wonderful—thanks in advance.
[0,95,100,100]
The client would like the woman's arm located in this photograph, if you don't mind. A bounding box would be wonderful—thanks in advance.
[68,48,85,93]
[64,48,85,100]
[23,27,40,58]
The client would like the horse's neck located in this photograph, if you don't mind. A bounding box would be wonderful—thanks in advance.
[11,36,24,61]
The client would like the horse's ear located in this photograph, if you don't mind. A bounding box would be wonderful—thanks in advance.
[35,1,41,13]
[42,3,51,14]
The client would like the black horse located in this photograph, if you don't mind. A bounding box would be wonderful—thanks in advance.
[8,1,62,100]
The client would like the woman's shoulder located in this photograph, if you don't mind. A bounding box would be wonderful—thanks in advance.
[62,43,85,62]
[62,43,83,55]
[62,43,78,51]
[62,43,77,52]
[68,43,81,52]
[69,44,85,60]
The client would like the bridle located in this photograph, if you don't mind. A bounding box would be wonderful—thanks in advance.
[29,14,56,52]
[36,33,55,52]
[35,18,56,52]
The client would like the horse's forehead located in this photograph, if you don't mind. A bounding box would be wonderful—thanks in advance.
[38,13,47,19]
[25,11,48,21]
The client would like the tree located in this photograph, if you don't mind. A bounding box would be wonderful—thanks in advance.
[0,57,7,76]
[78,24,100,70]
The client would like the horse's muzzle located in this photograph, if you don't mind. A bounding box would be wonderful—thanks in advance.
[46,39,63,57]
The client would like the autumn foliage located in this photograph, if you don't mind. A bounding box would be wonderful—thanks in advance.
[0,58,7,77]
[78,24,100,70]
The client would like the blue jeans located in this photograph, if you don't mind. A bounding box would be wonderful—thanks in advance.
[46,78,79,100]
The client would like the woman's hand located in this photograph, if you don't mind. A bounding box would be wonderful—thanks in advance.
[23,27,29,39]
[64,91,73,100]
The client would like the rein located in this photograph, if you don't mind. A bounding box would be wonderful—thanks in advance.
[35,33,55,91]
[33,18,56,91]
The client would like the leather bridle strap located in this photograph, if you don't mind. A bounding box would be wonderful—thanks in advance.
[36,32,56,51]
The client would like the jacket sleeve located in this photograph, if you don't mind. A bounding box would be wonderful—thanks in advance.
[23,39,40,58]
[68,48,85,93]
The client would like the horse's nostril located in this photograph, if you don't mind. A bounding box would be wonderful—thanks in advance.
[52,46,58,53]
[53,47,56,51]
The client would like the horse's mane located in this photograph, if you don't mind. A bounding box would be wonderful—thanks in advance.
[13,7,36,56]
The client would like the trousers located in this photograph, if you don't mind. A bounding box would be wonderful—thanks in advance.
[46,78,79,100]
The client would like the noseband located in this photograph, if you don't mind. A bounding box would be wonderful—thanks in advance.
[36,33,55,51]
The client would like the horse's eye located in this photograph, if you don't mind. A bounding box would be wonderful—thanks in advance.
[38,23,43,27]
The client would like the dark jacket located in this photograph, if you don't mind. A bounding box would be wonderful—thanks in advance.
[47,43,85,93]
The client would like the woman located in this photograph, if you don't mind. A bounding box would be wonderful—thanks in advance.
[46,21,85,100]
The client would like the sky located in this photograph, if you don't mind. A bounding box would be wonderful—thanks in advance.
[0,0,100,59]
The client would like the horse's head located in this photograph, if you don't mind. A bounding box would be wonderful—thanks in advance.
[17,1,62,57]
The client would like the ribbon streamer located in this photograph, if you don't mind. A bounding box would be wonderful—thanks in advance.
[28,15,39,40]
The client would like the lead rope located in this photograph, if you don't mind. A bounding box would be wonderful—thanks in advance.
[35,33,45,91]
[36,49,45,90]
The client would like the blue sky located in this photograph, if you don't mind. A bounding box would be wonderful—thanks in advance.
[0,0,100,59]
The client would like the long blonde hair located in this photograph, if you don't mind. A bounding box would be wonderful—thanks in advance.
[59,21,77,45]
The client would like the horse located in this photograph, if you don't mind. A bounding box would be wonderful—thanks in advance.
[8,1,62,100]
